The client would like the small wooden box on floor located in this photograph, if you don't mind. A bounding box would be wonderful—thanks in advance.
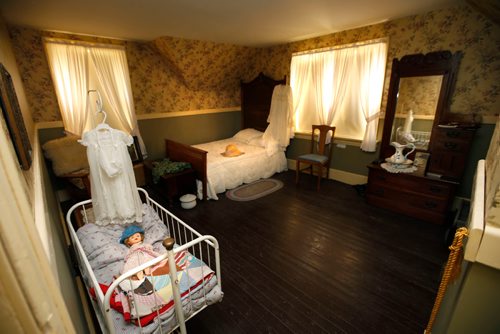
[143,160,197,204]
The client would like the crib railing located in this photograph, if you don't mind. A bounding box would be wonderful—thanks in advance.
[66,188,222,334]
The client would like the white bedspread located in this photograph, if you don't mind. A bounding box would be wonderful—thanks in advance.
[194,138,287,200]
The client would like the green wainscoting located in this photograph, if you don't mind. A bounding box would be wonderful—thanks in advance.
[38,114,495,199]
[286,138,379,177]
[138,111,241,160]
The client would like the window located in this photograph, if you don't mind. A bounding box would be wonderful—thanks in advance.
[290,39,387,151]
[44,39,146,155]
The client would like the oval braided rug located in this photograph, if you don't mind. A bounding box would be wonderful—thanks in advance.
[226,179,283,201]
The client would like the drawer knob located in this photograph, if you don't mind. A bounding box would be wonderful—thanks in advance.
[424,201,438,209]
[429,186,443,193]
[444,142,458,150]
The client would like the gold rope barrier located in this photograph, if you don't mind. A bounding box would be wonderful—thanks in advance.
[424,227,469,333]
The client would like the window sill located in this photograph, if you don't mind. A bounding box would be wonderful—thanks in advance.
[293,131,378,147]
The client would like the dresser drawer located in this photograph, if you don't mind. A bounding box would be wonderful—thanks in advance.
[433,128,475,142]
[431,140,471,153]
[430,128,474,153]
[367,183,449,214]
[368,168,454,199]
[366,192,448,224]
[428,152,467,179]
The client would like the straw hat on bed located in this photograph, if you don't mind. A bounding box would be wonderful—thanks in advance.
[220,144,244,157]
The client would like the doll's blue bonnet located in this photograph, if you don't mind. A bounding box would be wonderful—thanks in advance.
[120,225,144,244]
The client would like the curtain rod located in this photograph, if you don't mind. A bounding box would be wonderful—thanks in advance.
[43,37,125,50]
[292,37,389,57]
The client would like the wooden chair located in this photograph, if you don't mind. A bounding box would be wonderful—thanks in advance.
[295,125,336,190]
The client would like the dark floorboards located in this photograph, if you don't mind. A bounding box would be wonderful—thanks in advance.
[145,170,449,334]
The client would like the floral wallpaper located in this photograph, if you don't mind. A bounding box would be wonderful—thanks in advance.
[126,37,260,114]
[257,3,500,121]
[7,2,499,123]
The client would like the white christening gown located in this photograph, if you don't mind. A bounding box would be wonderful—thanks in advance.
[263,84,294,148]
[80,126,143,225]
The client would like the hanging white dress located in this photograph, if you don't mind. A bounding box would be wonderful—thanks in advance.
[80,126,143,225]
[263,85,294,148]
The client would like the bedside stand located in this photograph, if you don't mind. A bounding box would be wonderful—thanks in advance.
[143,160,197,205]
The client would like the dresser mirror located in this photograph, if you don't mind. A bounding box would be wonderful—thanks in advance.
[379,51,463,160]
[389,75,443,151]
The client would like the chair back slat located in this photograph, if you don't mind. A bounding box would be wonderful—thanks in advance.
[298,124,336,191]
[311,125,336,156]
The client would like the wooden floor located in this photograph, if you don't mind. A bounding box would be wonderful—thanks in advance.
[147,170,450,334]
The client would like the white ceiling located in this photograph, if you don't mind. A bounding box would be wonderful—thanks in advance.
[0,0,462,46]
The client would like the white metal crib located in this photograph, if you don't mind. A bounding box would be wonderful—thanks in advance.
[65,188,222,334]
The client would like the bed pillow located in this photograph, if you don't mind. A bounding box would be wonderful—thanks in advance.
[248,135,265,147]
[248,135,280,156]
[232,128,263,144]
[42,135,89,176]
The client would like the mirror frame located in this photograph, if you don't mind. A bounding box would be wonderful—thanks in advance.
[379,50,462,160]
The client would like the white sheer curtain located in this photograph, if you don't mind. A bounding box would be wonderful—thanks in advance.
[45,43,89,136]
[315,49,351,127]
[89,47,146,155]
[290,40,387,150]
[45,40,146,155]
[290,55,313,130]
[356,43,387,151]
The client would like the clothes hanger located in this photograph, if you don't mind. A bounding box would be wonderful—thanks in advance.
[88,90,110,131]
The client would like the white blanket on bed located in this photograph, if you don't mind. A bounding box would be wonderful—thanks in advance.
[193,138,287,200]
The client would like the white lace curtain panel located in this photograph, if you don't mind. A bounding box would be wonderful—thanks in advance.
[290,41,387,151]
[45,41,147,156]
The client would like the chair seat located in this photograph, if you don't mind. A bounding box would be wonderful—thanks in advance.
[297,153,328,164]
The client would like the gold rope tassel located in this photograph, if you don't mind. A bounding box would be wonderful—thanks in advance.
[424,227,469,334]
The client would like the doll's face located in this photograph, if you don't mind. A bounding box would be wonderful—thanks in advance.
[126,232,143,247]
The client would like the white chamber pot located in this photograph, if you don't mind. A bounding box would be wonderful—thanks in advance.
[180,194,197,209]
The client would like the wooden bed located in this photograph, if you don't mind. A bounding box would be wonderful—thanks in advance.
[241,72,286,132]
[165,73,286,200]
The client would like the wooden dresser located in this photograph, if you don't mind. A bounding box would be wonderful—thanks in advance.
[366,164,458,224]
[366,51,476,224]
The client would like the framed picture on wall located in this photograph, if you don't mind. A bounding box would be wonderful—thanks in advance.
[0,63,32,170]
[128,136,143,163]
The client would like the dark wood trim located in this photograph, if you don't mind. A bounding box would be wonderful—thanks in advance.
[240,72,286,131]
[0,63,32,170]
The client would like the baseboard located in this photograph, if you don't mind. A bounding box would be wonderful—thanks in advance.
[287,159,367,185]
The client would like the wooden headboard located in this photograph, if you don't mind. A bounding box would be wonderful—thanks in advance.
[241,73,286,132]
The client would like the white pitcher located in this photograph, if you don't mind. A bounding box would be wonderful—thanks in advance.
[389,142,415,164]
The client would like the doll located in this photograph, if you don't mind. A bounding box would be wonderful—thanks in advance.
[120,225,173,279]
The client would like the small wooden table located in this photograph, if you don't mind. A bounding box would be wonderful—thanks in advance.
[143,160,197,205]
